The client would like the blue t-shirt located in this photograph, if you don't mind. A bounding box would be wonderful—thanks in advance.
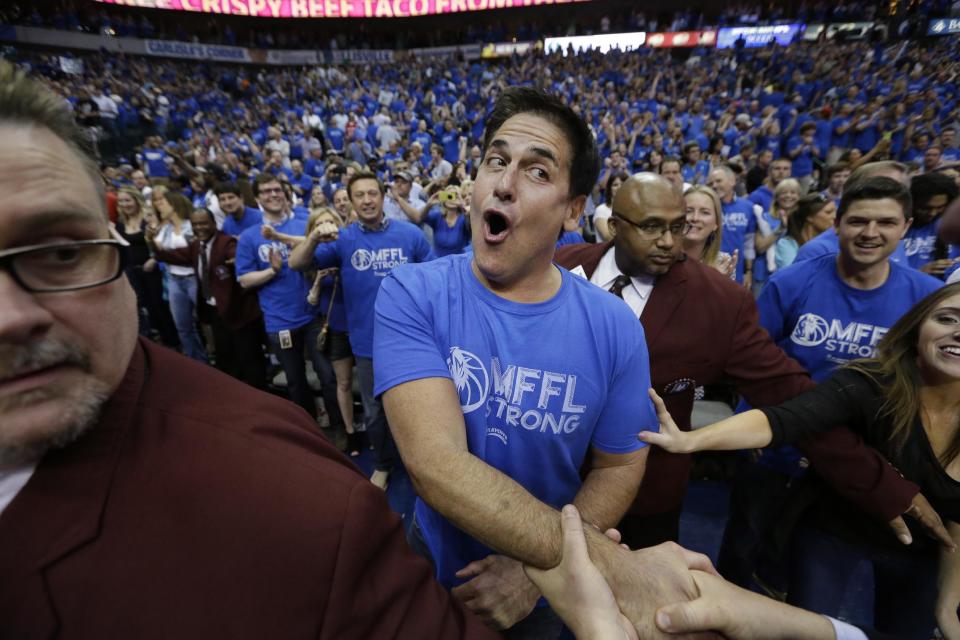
[425,208,471,257]
[902,219,960,272]
[556,230,586,247]
[235,217,315,333]
[720,197,758,284]
[142,148,170,178]
[794,227,909,265]
[221,206,262,237]
[372,254,656,588]
[440,130,460,164]
[747,185,774,213]
[753,211,782,285]
[757,253,942,381]
[787,136,817,177]
[681,160,711,185]
[312,219,434,358]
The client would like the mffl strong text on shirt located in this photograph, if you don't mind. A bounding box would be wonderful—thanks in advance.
[448,347,588,445]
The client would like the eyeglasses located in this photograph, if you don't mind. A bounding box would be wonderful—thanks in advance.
[612,214,692,240]
[0,239,128,293]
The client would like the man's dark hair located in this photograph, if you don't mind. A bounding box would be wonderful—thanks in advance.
[659,156,682,171]
[837,176,913,221]
[481,86,599,199]
[826,161,851,179]
[214,181,243,197]
[604,171,630,204]
[347,171,383,198]
[799,122,817,134]
[252,172,282,197]
[682,141,700,157]
[911,172,958,206]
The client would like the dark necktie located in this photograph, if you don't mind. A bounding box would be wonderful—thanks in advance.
[608,275,632,299]
[199,241,212,302]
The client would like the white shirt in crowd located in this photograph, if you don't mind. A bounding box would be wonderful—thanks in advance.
[156,222,195,277]
[94,93,118,120]
[0,463,35,517]
[383,187,426,223]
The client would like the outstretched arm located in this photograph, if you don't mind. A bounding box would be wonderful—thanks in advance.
[639,390,772,454]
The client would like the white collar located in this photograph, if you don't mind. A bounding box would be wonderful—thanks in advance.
[591,247,656,298]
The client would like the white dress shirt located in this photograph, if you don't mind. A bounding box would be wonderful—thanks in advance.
[587,247,655,318]
[0,463,35,517]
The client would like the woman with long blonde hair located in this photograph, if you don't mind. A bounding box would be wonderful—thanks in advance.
[682,185,736,278]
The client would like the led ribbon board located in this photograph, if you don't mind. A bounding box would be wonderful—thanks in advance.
[96,0,590,19]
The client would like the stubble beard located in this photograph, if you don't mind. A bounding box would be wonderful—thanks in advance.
[0,341,111,466]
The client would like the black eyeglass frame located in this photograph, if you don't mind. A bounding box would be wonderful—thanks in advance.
[0,239,129,293]
[611,213,693,239]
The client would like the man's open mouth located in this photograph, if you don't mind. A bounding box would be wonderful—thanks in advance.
[483,210,512,244]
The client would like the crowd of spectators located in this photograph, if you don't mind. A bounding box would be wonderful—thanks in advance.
[4,0,952,50]
[4,9,960,635]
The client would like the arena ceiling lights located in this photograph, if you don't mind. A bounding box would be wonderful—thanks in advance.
[95,0,590,19]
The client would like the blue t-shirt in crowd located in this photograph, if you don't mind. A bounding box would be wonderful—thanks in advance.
[312,218,434,358]
[787,136,817,177]
[720,197,758,284]
[425,208,471,257]
[748,185,774,213]
[440,129,460,164]
[372,254,656,588]
[794,227,909,265]
[236,216,315,333]
[556,230,586,247]
[221,206,263,237]
[757,253,942,381]
[681,160,711,185]
[902,219,960,271]
[142,148,170,178]
[753,210,782,285]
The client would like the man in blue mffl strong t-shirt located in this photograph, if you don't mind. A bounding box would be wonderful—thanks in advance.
[236,175,343,437]
[366,88,685,639]
[708,165,757,284]
[289,172,433,490]
[758,176,943,381]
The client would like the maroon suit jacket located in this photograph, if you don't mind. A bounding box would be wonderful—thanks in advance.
[154,232,261,330]
[555,242,918,519]
[0,339,500,640]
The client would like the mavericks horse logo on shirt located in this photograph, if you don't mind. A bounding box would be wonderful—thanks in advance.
[447,347,489,414]
[790,312,888,358]
[351,248,375,271]
[350,247,410,274]
[791,313,830,347]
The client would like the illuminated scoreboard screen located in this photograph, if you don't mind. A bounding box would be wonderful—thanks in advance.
[94,0,591,19]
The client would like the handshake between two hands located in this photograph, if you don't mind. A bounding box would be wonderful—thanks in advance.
[452,504,834,640]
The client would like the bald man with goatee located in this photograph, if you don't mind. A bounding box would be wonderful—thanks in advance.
[556,173,924,554]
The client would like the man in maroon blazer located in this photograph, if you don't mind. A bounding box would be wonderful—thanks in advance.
[0,62,499,640]
[555,174,946,553]
[148,207,266,389]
